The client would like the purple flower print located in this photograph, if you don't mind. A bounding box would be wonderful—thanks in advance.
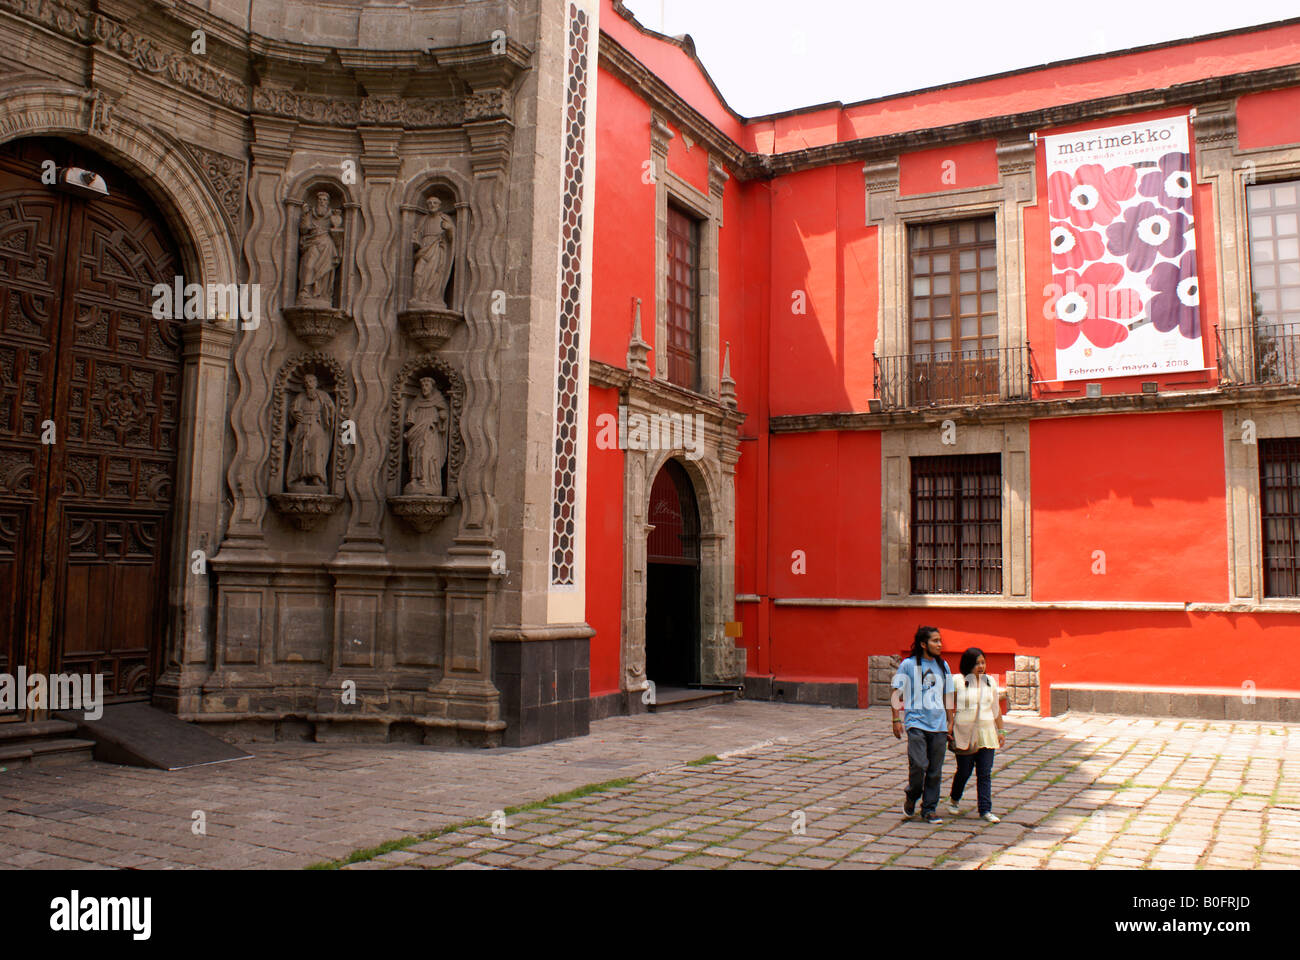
[1147,251,1200,339]
[1138,152,1194,213]
[1105,201,1188,273]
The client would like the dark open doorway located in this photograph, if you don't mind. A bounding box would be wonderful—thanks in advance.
[645,459,700,688]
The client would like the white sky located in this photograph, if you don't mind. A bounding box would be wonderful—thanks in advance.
[621,0,1300,117]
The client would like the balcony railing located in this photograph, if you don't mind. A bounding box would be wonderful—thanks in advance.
[873,344,1034,410]
[1216,322,1300,386]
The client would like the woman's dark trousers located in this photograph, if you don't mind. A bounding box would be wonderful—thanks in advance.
[950,747,995,815]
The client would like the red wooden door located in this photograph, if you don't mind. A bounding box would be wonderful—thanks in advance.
[0,138,183,710]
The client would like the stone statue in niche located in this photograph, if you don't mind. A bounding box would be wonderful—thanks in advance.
[410,195,455,310]
[403,377,449,495]
[286,373,335,491]
[297,191,343,307]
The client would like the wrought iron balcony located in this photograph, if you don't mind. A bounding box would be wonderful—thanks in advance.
[1216,322,1300,387]
[872,344,1034,410]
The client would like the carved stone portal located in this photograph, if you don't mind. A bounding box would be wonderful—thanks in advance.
[269,354,350,529]
[388,355,464,532]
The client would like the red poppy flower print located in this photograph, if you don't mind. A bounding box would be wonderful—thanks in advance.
[1147,250,1200,339]
[1047,163,1137,229]
[1105,201,1189,273]
[1138,152,1194,213]
[1050,223,1105,270]
[1051,263,1144,350]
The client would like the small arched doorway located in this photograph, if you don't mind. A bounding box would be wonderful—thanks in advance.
[0,137,186,710]
[645,458,700,688]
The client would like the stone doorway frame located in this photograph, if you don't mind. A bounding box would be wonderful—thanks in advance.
[0,86,241,712]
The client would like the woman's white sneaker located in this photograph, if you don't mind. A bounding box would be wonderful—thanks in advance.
[946,801,961,816]
[981,812,1001,823]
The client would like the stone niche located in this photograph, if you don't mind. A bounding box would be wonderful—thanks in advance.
[268,353,350,530]
[387,354,464,533]
[397,182,468,351]
[283,180,356,347]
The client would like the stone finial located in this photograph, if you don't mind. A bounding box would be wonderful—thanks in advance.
[720,341,737,409]
[627,297,652,376]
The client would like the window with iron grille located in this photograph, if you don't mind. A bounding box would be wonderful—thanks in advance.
[911,453,1002,595]
[1260,437,1300,597]
[666,203,700,391]
[909,217,998,359]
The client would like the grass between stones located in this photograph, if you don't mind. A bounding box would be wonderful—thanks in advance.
[686,754,720,766]
[304,776,636,870]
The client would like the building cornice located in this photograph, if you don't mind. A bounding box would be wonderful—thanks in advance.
[590,360,746,427]
[769,384,1300,433]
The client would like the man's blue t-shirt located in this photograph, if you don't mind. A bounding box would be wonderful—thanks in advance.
[890,656,954,733]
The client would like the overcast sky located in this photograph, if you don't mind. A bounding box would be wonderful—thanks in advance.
[621,0,1300,117]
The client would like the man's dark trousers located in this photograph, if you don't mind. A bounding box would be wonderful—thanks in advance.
[905,728,948,816]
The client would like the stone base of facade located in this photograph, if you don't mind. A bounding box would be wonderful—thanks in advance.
[1050,683,1300,722]
[743,675,858,709]
[186,715,504,747]
[589,690,651,720]
[490,625,595,747]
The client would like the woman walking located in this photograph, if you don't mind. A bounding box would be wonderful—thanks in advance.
[947,647,1005,823]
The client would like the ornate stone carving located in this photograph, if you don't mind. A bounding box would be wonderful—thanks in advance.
[269,354,350,528]
[627,297,651,376]
[387,355,464,532]
[180,142,246,234]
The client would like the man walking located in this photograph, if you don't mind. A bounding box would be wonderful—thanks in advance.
[891,626,956,824]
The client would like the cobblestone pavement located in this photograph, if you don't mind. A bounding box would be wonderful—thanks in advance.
[0,702,845,869]
[344,711,1300,871]
[1,704,1296,870]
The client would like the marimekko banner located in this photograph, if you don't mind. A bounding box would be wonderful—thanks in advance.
[1043,115,1204,381]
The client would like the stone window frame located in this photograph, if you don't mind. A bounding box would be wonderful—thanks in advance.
[1200,104,1300,610]
[881,421,1031,602]
[865,139,1037,389]
[652,113,725,400]
[1223,406,1300,610]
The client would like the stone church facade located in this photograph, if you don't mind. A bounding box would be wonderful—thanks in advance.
[0,0,607,747]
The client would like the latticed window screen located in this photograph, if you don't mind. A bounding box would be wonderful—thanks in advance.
[909,217,998,358]
[911,453,1002,595]
[1247,180,1300,326]
[666,204,700,391]
[1260,437,1300,597]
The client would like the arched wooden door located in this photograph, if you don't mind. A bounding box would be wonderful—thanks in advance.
[0,137,184,712]
[645,459,700,687]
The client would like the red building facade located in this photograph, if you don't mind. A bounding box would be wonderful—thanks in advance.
[584,0,1300,719]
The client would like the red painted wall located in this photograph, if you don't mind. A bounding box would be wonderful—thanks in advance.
[900,140,999,196]
[1237,85,1300,149]
[586,386,624,697]
[586,11,1300,713]
[1030,412,1229,603]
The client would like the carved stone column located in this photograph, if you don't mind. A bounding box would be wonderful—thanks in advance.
[458,118,513,548]
[338,127,402,553]
[222,119,296,549]
[622,447,652,704]
[154,320,237,713]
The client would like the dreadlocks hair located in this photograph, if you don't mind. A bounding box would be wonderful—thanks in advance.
[910,625,947,672]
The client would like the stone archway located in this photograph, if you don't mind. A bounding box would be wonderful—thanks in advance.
[0,86,242,713]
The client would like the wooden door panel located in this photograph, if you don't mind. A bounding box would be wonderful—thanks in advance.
[0,137,182,702]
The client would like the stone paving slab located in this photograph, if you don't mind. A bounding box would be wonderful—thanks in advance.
[0,702,845,869]
[344,711,1298,871]
[0,704,1296,870]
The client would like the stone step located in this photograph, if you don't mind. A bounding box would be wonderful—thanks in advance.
[0,719,79,743]
[648,687,736,713]
[0,737,96,767]
[1050,683,1300,722]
